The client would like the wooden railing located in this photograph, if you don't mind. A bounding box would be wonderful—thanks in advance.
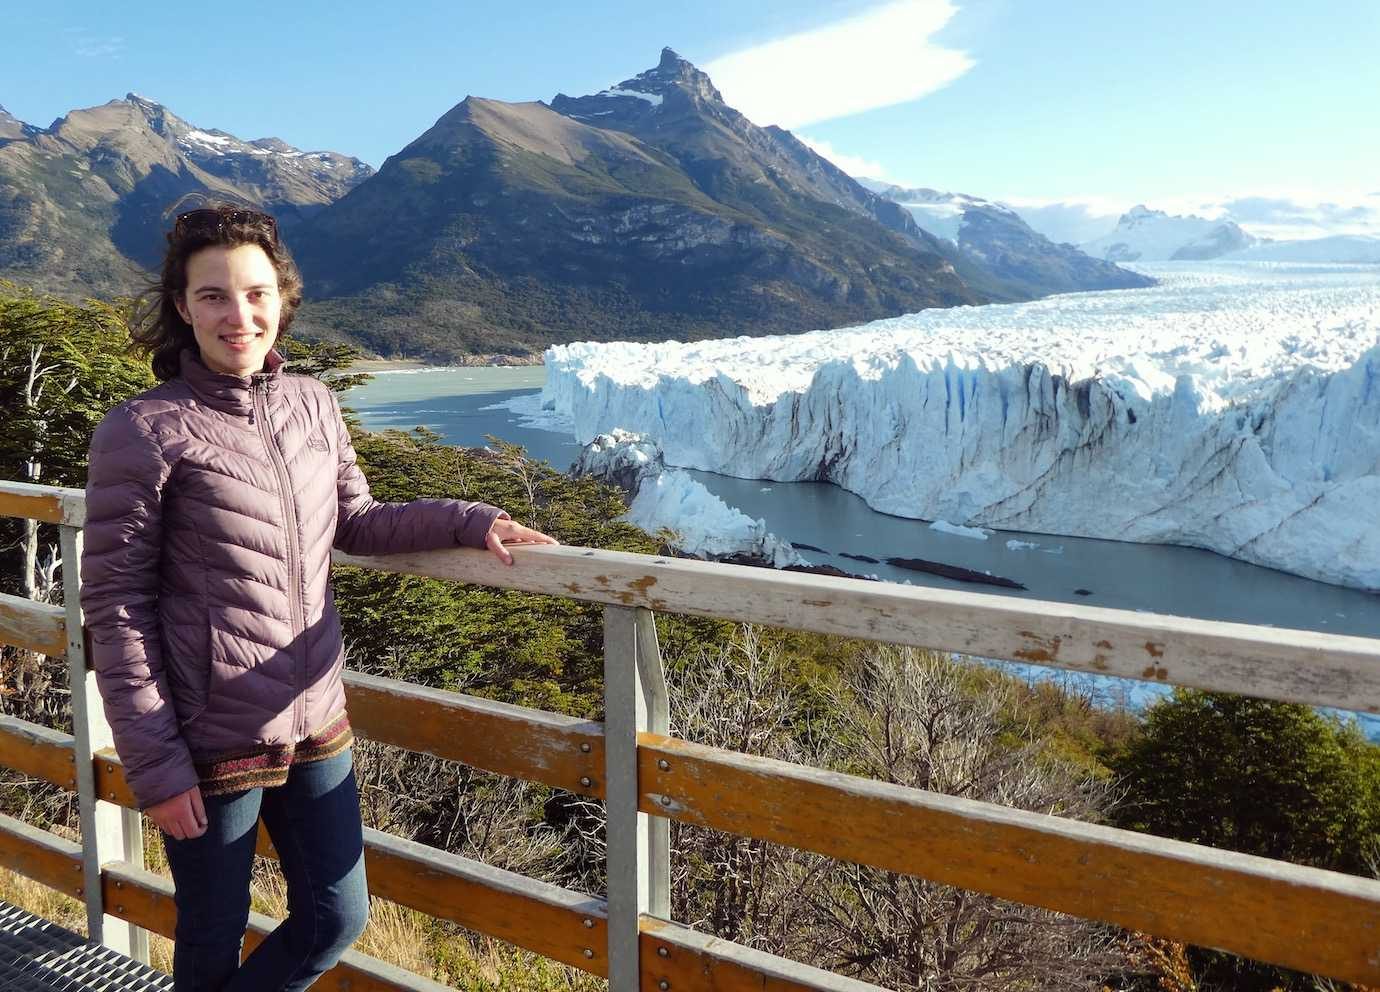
[2,477,1379,990]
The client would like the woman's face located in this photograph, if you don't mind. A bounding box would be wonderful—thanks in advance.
[175,243,282,377]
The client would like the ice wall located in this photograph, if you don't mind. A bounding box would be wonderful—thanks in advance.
[536,263,1380,589]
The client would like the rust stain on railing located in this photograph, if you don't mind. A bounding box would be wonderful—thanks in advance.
[591,572,667,609]
[1013,630,1063,664]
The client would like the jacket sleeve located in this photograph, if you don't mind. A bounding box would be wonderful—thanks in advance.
[331,393,507,555]
[81,406,201,811]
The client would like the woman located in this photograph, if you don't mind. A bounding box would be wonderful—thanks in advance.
[81,204,557,990]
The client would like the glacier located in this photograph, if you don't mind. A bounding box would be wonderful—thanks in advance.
[533,262,1380,590]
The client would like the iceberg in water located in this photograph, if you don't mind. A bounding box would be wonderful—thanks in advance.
[572,430,803,568]
[535,262,1380,590]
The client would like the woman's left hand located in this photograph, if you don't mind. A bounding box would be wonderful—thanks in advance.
[485,517,560,565]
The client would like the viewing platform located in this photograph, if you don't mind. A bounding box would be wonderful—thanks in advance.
[1,477,1378,990]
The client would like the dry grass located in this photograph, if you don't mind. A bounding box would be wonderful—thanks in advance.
[0,830,602,990]
[250,863,605,990]
[0,820,84,936]
[0,866,86,936]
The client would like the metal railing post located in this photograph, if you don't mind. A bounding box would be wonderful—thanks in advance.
[604,605,670,991]
[61,524,148,961]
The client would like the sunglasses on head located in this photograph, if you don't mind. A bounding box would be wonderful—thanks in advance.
[173,207,278,241]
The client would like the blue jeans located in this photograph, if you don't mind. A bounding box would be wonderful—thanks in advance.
[162,747,369,991]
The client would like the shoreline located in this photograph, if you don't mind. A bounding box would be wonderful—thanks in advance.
[347,358,428,372]
[348,354,544,373]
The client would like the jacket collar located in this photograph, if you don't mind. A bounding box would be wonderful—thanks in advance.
[179,346,286,416]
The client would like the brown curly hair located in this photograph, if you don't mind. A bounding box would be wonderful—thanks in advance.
[132,202,304,381]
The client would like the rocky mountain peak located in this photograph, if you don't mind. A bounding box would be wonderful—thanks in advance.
[1118,204,1168,226]
[642,47,724,103]
[249,137,296,154]
[1084,204,1254,261]
[121,93,186,138]
[0,104,29,141]
[0,91,375,293]
[550,49,727,125]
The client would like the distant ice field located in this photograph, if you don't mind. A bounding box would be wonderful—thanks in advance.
[547,262,1379,411]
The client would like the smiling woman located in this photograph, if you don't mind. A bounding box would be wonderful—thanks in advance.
[82,201,559,990]
[176,243,283,376]
[131,204,303,380]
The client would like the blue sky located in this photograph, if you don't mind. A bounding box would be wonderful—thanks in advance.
[3,0,1377,211]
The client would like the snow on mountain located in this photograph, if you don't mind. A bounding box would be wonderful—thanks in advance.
[858,183,1152,295]
[115,95,373,192]
[869,185,1018,244]
[595,87,664,107]
[533,261,1380,590]
[1009,193,1380,249]
[1074,202,1380,263]
[903,200,965,242]
[1082,205,1256,261]
[572,430,802,566]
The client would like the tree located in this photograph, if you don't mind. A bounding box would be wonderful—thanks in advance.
[277,337,375,393]
[795,645,1123,990]
[329,426,704,716]
[1112,691,1379,874]
[654,631,1128,990]
[1111,690,1380,990]
[0,283,154,598]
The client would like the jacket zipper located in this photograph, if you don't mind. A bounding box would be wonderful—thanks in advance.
[253,379,308,742]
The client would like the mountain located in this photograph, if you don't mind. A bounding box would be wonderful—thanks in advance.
[1082,205,1256,262]
[545,53,1143,304]
[1013,193,1380,248]
[123,95,372,223]
[0,105,36,142]
[1,55,1163,360]
[550,52,930,248]
[292,49,985,359]
[0,95,372,296]
[866,183,1154,296]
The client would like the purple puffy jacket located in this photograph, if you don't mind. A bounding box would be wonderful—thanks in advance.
[81,348,505,809]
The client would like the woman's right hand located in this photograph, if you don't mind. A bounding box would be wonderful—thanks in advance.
[146,785,208,841]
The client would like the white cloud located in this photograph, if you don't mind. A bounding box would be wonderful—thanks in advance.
[73,35,125,58]
[705,0,975,129]
[1000,194,1135,217]
[1213,189,1380,241]
[797,136,890,181]
[994,197,1125,246]
[1000,190,1380,244]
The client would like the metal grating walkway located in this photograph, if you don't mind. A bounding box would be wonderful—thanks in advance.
[0,901,171,991]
